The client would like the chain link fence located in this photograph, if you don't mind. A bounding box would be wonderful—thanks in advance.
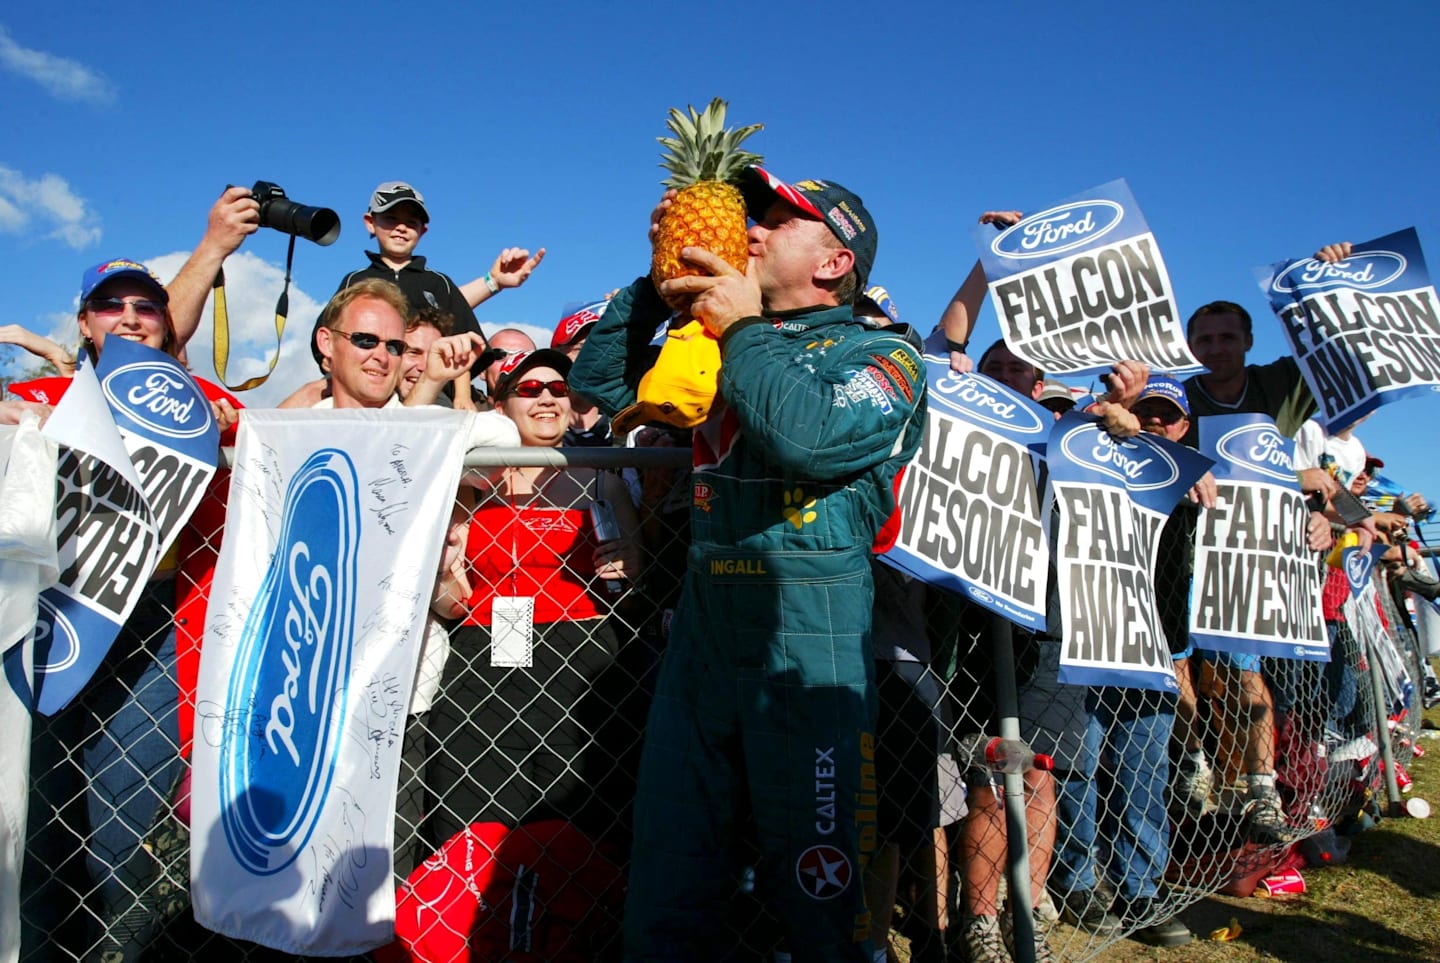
[17,446,1433,962]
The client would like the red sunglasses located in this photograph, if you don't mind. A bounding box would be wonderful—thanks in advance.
[506,379,569,399]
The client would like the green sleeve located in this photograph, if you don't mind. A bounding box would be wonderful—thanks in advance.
[569,277,671,418]
[718,321,926,478]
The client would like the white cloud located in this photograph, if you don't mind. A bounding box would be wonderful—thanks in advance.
[0,194,24,231]
[42,310,79,346]
[150,250,327,408]
[0,25,114,104]
[0,165,101,249]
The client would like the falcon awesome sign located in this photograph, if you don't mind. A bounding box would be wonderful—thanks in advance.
[1261,228,1440,431]
[27,339,219,714]
[1049,411,1211,690]
[883,348,1050,630]
[976,179,1202,378]
[1189,415,1327,661]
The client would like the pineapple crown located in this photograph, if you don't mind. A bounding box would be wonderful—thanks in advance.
[658,98,763,188]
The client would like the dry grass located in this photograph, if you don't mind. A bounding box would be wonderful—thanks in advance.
[894,703,1440,963]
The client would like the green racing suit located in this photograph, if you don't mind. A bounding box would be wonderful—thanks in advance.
[570,277,926,962]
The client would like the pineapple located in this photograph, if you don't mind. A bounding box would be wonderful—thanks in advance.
[651,98,763,301]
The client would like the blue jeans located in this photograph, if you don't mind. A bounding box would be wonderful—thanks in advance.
[1052,687,1174,902]
[83,617,184,921]
[22,581,184,953]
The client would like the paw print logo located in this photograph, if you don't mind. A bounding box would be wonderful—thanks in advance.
[783,488,818,529]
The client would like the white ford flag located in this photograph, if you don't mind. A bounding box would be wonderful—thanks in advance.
[0,413,60,963]
[191,408,471,954]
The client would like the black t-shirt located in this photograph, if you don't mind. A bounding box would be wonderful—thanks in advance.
[312,251,484,369]
[1181,356,1315,448]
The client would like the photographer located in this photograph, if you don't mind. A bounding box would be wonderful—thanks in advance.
[166,186,261,349]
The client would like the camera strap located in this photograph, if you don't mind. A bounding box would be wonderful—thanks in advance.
[211,232,297,391]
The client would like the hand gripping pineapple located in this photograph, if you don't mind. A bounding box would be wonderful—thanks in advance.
[612,99,762,434]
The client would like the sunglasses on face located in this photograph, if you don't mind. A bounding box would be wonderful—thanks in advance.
[333,329,406,357]
[1134,403,1186,424]
[88,297,166,322]
[506,379,569,399]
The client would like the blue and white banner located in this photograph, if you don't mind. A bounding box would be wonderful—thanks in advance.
[1338,540,1389,601]
[883,336,1051,628]
[23,338,218,714]
[1049,411,1211,690]
[975,179,1203,379]
[191,408,471,955]
[1189,415,1328,660]
[1346,570,1414,718]
[1260,227,1440,431]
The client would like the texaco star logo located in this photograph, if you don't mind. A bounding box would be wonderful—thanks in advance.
[796,845,852,900]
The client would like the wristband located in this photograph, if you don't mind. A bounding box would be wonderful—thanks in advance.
[945,338,969,353]
[483,272,500,294]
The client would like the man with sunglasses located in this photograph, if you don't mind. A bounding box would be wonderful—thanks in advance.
[312,278,516,451]
[481,328,538,400]
[313,279,414,409]
[573,168,927,962]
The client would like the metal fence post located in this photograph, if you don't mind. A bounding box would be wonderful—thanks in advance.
[989,613,1036,963]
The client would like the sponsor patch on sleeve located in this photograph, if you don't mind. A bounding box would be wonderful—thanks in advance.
[868,355,914,402]
[839,370,893,413]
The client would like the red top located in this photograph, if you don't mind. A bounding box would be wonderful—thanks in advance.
[462,498,603,625]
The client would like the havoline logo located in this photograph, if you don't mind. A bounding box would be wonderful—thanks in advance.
[221,449,360,876]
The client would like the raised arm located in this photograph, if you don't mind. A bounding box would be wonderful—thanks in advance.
[404,332,487,407]
[0,324,76,376]
[938,210,1023,373]
[459,247,547,308]
[166,187,260,348]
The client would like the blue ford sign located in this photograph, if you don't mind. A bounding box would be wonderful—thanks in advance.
[991,200,1124,260]
[221,449,360,876]
[101,361,212,439]
[1215,423,1295,483]
[1270,251,1407,294]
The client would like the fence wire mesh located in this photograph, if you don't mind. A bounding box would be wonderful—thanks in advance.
[16,447,1434,962]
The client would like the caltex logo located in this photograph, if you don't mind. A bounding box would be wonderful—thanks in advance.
[796,844,852,900]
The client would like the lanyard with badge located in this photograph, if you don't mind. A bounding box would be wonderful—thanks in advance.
[490,468,535,668]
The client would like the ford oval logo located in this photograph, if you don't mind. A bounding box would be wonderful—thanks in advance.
[1271,252,1407,293]
[221,449,360,876]
[991,200,1125,260]
[101,362,212,439]
[969,587,996,605]
[1059,425,1180,491]
[34,595,81,673]
[927,370,1046,435]
[1214,424,1294,483]
[1345,548,1374,590]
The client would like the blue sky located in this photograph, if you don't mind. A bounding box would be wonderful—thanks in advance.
[2,2,1438,524]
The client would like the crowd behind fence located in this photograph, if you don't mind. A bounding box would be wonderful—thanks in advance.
[17,445,1437,962]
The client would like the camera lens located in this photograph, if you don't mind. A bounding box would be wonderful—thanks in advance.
[251,181,342,246]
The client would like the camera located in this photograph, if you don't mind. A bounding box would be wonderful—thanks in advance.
[250,180,341,246]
